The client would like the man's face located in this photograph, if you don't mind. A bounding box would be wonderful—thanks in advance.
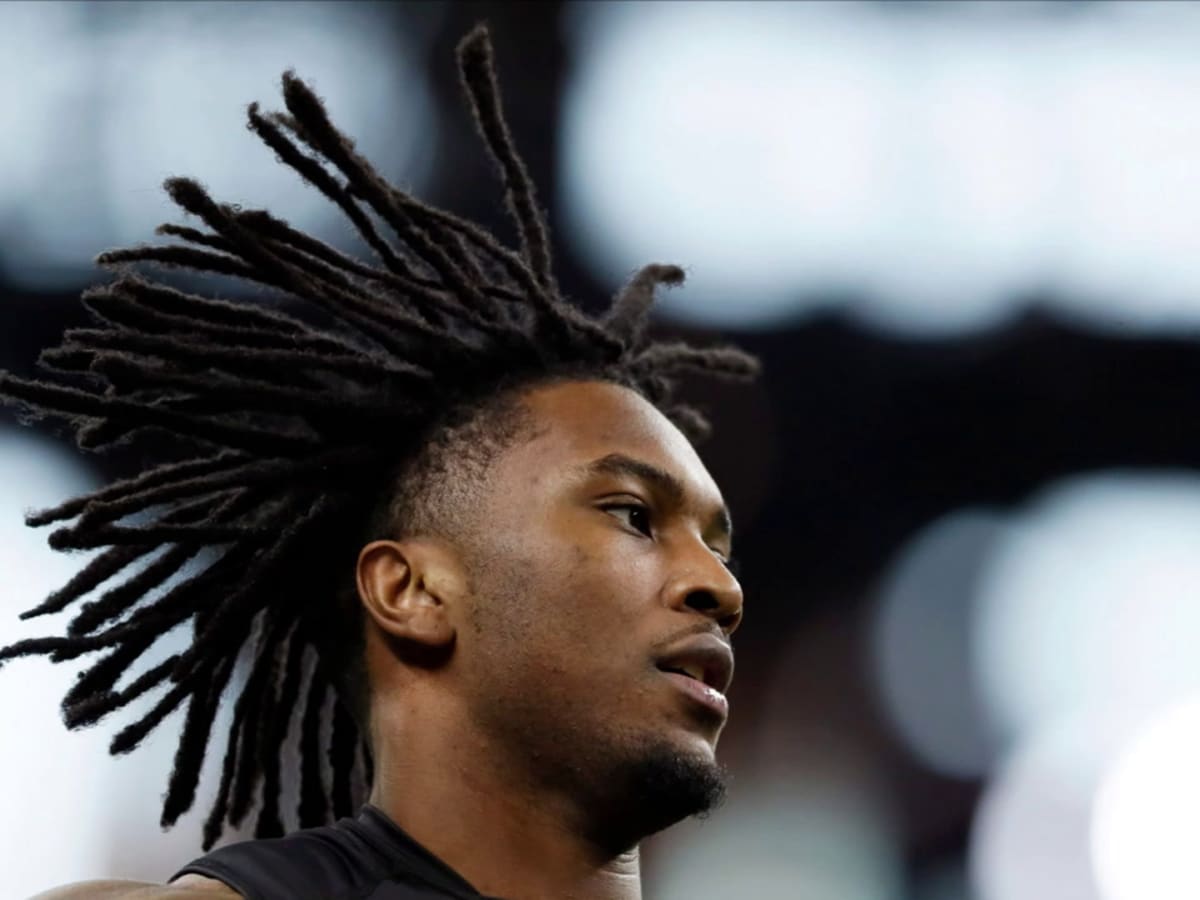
[452,379,744,847]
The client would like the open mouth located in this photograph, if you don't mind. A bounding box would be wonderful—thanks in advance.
[654,635,734,695]
[657,665,729,719]
[653,632,734,719]
[660,664,704,682]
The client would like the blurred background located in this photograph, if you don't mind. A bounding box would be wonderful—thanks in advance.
[3,1,1200,897]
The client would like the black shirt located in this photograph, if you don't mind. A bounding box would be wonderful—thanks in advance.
[175,805,502,900]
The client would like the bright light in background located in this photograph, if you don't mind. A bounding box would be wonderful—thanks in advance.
[970,701,1200,900]
[647,763,902,900]
[0,1,434,290]
[870,510,1009,779]
[562,1,895,329]
[870,471,1200,898]
[1092,698,1200,900]
[0,427,106,897]
[562,0,1200,336]
[969,710,1137,900]
[0,428,253,895]
[973,471,1200,749]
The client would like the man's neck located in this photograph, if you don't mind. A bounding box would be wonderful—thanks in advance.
[368,711,644,900]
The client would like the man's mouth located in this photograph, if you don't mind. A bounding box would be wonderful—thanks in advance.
[657,667,730,719]
[654,633,734,720]
[655,633,734,693]
[660,661,706,682]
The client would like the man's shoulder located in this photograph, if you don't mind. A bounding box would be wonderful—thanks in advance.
[173,810,483,900]
[28,875,240,899]
[175,824,365,894]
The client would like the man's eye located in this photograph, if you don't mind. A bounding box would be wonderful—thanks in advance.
[603,503,652,536]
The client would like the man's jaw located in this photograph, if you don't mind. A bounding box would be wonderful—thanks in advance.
[582,734,730,854]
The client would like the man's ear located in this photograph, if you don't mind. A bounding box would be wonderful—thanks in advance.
[356,538,464,652]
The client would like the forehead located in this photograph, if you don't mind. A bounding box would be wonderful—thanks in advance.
[497,380,724,505]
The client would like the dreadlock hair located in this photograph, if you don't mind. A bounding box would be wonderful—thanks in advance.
[0,24,759,850]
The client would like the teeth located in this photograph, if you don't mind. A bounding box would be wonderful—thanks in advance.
[662,662,716,687]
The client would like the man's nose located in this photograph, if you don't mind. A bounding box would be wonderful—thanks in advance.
[663,551,743,636]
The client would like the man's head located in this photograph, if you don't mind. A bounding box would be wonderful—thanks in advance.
[0,25,758,850]
[355,379,742,850]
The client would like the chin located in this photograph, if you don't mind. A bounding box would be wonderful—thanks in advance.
[592,735,730,853]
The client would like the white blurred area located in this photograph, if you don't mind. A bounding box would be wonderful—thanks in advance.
[0,428,102,896]
[647,760,903,900]
[0,428,254,896]
[0,0,434,291]
[561,0,1200,336]
[969,709,1133,900]
[1092,699,1200,900]
[974,474,1200,749]
[871,471,1200,899]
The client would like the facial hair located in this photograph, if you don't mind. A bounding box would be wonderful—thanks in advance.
[572,732,730,856]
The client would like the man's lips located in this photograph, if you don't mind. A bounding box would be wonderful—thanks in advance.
[654,632,734,695]
[658,668,730,719]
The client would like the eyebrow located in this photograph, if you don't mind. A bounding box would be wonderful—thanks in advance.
[582,452,733,544]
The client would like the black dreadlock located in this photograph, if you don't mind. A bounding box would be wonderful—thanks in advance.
[0,25,759,849]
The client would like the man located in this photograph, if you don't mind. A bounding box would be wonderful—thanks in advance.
[5,24,758,900]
